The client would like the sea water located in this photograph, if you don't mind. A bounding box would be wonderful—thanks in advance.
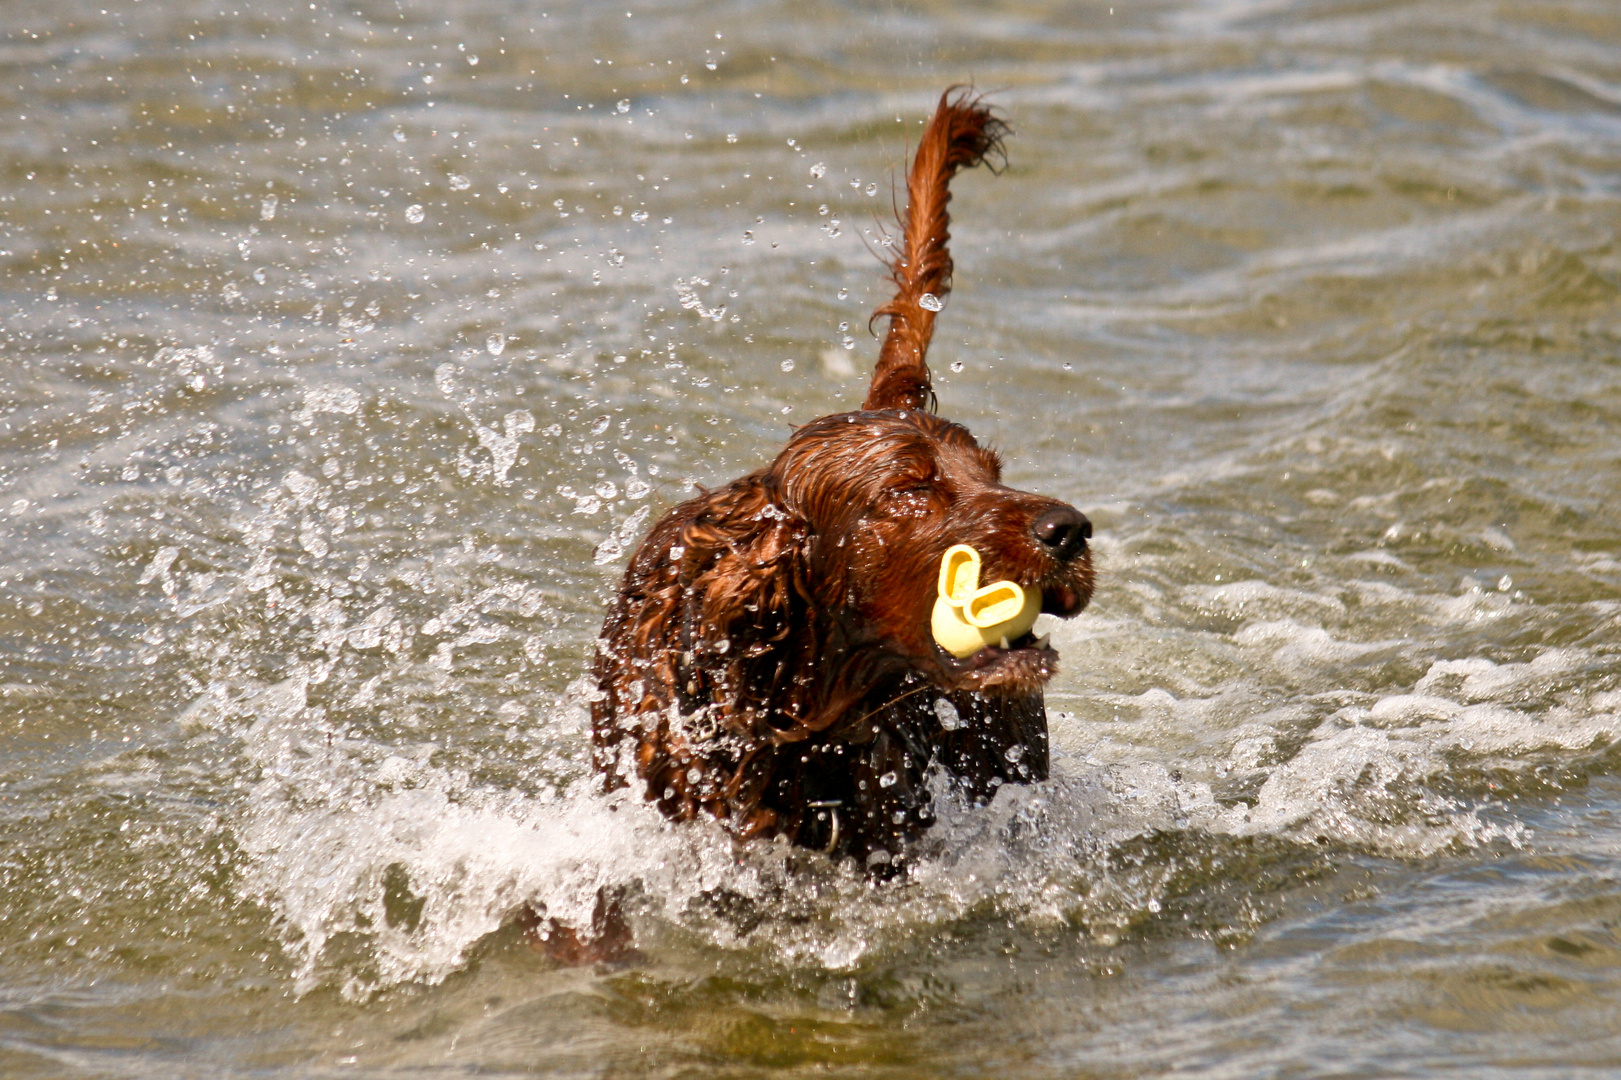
[3,0,1621,1075]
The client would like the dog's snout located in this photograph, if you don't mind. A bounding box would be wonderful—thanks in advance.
[1032,506,1091,560]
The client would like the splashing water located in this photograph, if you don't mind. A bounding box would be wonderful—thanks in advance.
[6,0,1621,1073]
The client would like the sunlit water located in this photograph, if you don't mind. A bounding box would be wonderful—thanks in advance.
[3,0,1621,1075]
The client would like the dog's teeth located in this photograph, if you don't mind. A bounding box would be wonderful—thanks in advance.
[1035,633,1050,649]
[999,635,1011,650]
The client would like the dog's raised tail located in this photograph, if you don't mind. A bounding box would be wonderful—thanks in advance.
[864,88,1007,412]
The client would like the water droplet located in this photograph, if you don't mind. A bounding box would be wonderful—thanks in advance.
[253,267,267,284]
[404,204,425,223]
[590,415,611,435]
[467,54,478,66]
[780,359,795,372]
[449,174,471,191]
[950,361,964,373]
[486,332,505,356]
[879,770,897,788]
[818,204,829,216]
[260,194,278,221]
[594,480,618,500]
[865,183,878,196]
[435,362,459,397]
[680,74,689,84]
[837,288,848,300]
[741,230,755,245]
[631,210,649,222]
[705,61,717,70]
[919,292,943,312]
[726,132,738,144]
[626,478,651,499]
[613,205,623,216]
[809,162,826,179]
[934,698,961,730]
[393,129,406,142]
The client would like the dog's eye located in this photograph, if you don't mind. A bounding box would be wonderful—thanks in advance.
[888,482,934,499]
[878,482,938,516]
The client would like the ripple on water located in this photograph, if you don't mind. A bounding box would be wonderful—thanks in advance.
[2,0,1621,1073]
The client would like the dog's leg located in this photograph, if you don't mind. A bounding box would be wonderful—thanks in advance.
[520,885,637,966]
[865,89,1007,412]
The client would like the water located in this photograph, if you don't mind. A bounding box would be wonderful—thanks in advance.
[3,0,1620,1075]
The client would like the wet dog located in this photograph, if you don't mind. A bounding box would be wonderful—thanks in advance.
[534,89,1093,960]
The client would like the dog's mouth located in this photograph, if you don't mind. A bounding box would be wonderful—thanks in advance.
[933,624,1060,692]
[942,586,1089,680]
[933,569,1090,688]
[1041,582,1087,619]
[939,623,1055,665]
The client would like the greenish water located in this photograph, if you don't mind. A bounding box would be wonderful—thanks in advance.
[3,0,1621,1075]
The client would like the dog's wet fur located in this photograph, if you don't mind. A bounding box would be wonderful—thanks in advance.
[532,89,1093,962]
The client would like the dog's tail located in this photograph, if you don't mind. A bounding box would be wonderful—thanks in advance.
[864,88,1007,412]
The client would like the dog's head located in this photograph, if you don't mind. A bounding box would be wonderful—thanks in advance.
[767,408,1093,696]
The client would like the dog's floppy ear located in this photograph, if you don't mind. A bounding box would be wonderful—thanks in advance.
[672,471,812,699]
[592,470,815,822]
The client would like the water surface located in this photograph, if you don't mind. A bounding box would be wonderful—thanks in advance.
[4,0,1621,1076]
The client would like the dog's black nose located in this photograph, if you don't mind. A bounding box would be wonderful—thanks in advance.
[1032,506,1091,561]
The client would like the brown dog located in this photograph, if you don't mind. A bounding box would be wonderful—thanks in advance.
[590,89,1094,881]
[530,89,1094,962]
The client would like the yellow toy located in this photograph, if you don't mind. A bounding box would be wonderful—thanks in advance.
[930,544,1042,658]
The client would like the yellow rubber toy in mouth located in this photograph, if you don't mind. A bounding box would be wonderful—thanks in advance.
[930,544,1043,659]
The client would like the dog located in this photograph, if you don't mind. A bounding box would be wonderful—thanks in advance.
[532,89,1094,961]
[589,87,1093,869]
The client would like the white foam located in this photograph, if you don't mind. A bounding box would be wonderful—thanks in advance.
[212,617,1616,994]
[1233,618,1397,667]
[1183,579,1346,620]
[212,663,1308,991]
[1415,649,1584,703]
[224,673,764,996]
[187,463,1609,997]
